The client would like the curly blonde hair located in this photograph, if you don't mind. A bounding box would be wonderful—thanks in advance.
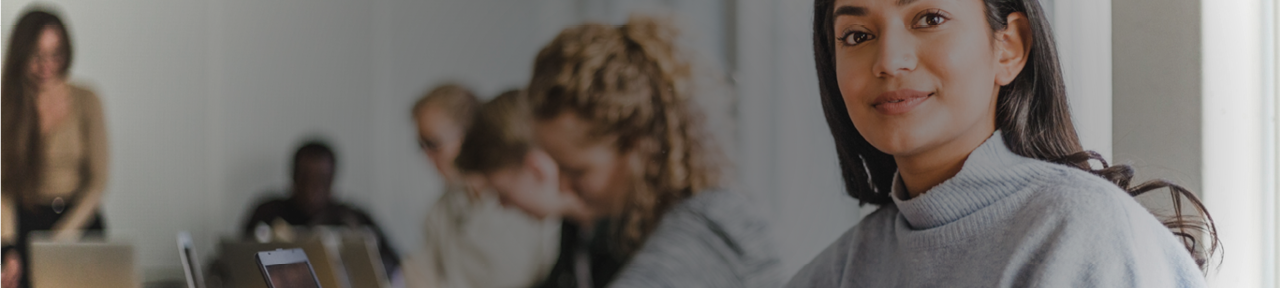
[527,15,724,256]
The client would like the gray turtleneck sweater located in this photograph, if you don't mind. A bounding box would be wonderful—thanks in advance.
[786,133,1206,287]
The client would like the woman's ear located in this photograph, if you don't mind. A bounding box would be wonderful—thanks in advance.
[994,12,1032,86]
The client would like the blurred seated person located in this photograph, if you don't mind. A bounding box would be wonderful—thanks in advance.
[523,16,781,287]
[403,85,559,288]
[240,140,401,276]
[453,90,621,288]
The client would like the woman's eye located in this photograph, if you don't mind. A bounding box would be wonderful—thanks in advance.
[559,166,584,177]
[914,12,948,28]
[839,31,874,46]
[418,139,438,151]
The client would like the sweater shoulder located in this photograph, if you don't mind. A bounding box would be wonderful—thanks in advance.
[1048,158,1137,194]
[1017,159,1135,209]
[1007,162,1208,287]
[1013,160,1191,258]
[1009,160,1157,235]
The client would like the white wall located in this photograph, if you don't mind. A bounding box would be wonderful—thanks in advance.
[1054,0,1114,159]
[1112,0,1202,193]
[1202,0,1267,286]
[215,0,378,242]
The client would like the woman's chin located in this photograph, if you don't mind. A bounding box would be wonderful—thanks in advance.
[866,134,932,157]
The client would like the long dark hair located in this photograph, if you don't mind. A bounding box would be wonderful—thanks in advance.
[812,0,1219,270]
[2,9,74,210]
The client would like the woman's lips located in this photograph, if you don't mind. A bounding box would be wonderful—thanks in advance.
[872,89,932,115]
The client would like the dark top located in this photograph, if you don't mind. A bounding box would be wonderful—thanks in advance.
[536,219,625,288]
[241,197,401,275]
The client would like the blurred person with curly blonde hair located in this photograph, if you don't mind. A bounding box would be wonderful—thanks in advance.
[526,15,781,288]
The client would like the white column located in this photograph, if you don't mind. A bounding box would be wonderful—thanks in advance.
[1053,0,1113,159]
[1203,0,1265,286]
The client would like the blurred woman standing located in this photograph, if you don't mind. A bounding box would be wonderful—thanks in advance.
[1,8,110,288]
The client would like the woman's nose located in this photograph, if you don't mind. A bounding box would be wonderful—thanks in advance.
[871,28,918,78]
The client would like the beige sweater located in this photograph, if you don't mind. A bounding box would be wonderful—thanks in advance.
[403,187,560,288]
[2,84,109,243]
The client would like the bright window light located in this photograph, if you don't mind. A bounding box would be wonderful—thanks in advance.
[1203,0,1267,286]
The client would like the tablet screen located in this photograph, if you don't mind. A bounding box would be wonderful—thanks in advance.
[257,248,322,288]
[264,262,320,288]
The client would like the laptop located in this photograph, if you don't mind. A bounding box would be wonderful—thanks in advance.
[219,234,344,288]
[29,240,137,288]
[336,228,390,288]
[178,232,206,288]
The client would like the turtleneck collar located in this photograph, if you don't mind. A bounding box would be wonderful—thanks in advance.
[889,132,1042,229]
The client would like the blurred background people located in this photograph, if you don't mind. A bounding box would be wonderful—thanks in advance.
[525,15,781,288]
[239,140,402,278]
[1,9,108,288]
[453,90,616,288]
[406,84,559,288]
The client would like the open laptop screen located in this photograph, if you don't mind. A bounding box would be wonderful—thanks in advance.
[264,262,320,288]
[256,248,321,288]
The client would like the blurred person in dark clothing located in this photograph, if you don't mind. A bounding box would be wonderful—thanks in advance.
[240,140,401,276]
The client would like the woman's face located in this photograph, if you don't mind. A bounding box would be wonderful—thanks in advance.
[831,0,1006,158]
[534,112,632,216]
[28,26,65,85]
[415,105,466,184]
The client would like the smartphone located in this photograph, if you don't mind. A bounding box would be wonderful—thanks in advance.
[255,248,323,288]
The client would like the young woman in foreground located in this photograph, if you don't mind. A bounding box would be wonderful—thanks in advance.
[787,0,1219,287]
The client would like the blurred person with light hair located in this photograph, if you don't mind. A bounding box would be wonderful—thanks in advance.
[453,90,620,288]
[403,84,559,288]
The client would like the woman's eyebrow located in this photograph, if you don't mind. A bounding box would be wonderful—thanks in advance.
[834,0,920,17]
[834,6,867,17]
